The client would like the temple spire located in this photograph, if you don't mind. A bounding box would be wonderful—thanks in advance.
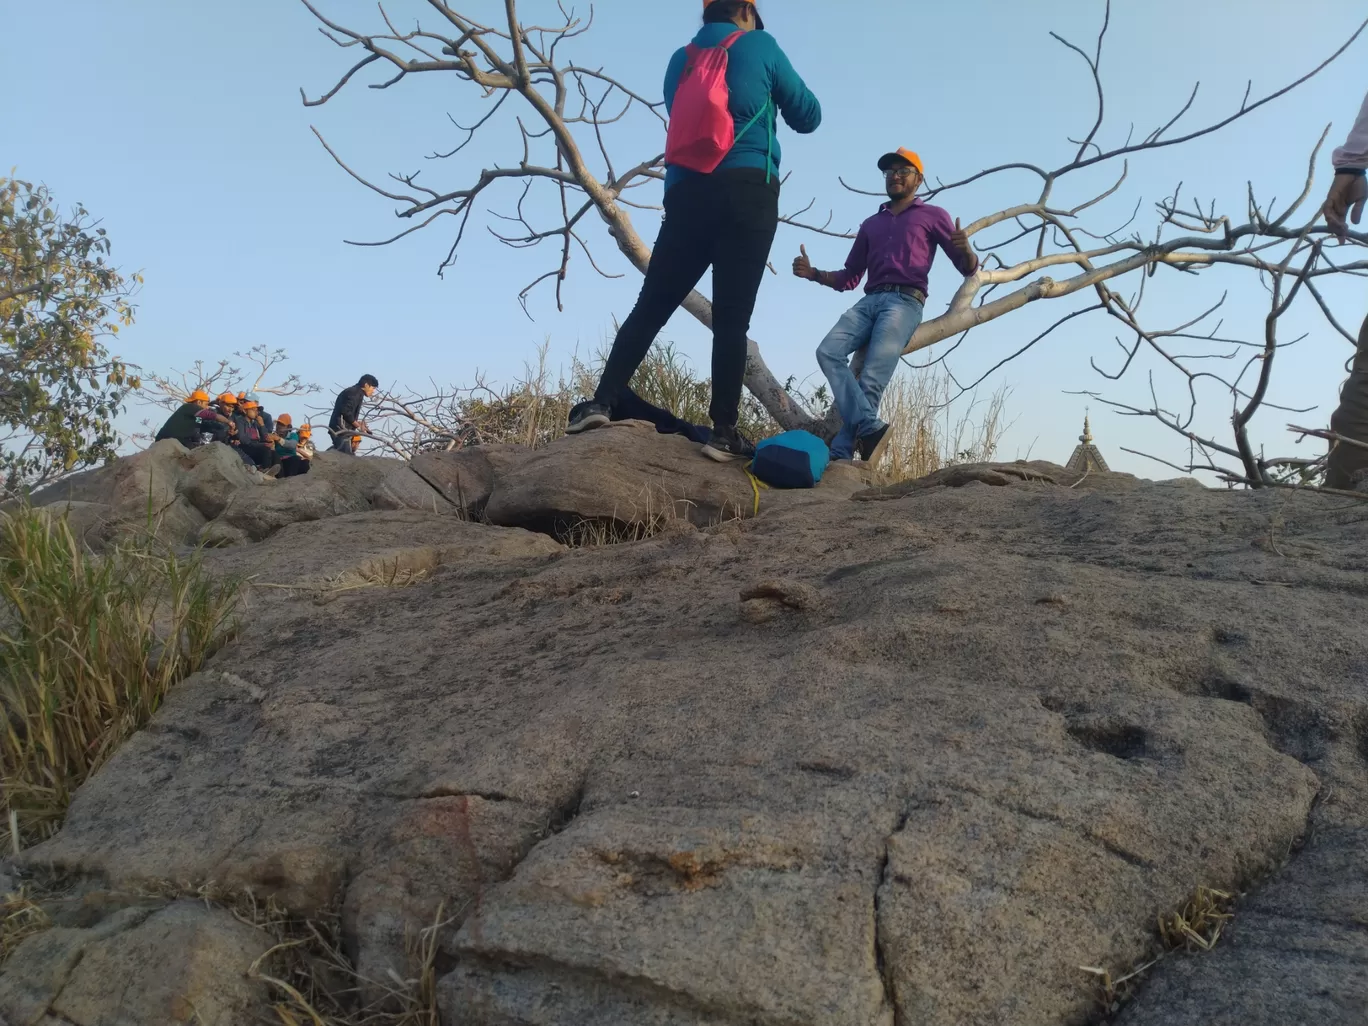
[1066,409,1109,474]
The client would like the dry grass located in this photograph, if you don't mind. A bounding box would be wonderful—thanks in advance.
[228,889,446,1026]
[0,878,446,1023]
[1081,885,1239,1018]
[874,366,1011,484]
[557,481,746,548]
[1158,886,1235,952]
[0,507,242,846]
[0,882,51,965]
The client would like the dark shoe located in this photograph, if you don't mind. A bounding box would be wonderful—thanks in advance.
[701,427,756,463]
[856,423,890,464]
[567,401,611,434]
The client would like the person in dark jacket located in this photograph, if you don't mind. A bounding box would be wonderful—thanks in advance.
[568,0,820,462]
[244,392,274,435]
[198,392,239,446]
[234,400,280,475]
[155,390,212,447]
[329,374,379,453]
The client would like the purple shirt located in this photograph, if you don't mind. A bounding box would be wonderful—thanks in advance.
[825,198,977,295]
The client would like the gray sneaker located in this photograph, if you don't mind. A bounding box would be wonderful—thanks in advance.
[567,401,611,434]
[701,427,757,463]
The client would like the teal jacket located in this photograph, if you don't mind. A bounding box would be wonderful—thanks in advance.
[663,25,821,191]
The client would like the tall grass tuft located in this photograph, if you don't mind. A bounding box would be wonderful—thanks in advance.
[876,366,1011,483]
[0,507,241,846]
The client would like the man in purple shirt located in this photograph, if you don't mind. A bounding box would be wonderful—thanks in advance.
[794,147,979,462]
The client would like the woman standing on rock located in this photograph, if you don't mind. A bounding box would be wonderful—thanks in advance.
[567,0,822,462]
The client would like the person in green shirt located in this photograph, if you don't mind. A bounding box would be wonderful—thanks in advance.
[273,415,314,478]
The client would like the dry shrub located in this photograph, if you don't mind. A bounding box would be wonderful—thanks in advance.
[365,342,1011,484]
[369,341,790,458]
[0,508,241,846]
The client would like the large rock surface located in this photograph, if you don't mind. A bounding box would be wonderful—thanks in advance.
[7,455,1367,1025]
[483,421,866,534]
[17,428,860,550]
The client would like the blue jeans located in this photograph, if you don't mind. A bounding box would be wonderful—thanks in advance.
[815,291,925,459]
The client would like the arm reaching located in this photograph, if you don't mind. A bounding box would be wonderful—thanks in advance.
[804,226,870,292]
[1332,90,1368,170]
[1326,90,1368,242]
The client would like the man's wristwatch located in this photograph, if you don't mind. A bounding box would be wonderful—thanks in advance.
[1335,167,1367,178]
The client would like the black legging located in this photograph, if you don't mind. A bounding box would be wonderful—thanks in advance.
[238,442,277,471]
[594,168,779,430]
[279,455,311,478]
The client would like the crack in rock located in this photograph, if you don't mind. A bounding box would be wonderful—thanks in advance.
[874,810,911,1023]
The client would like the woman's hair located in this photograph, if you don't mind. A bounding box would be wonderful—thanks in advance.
[702,1,757,25]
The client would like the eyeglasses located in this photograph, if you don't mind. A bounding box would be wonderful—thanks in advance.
[884,167,920,181]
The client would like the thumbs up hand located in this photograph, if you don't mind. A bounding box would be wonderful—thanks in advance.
[792,244,817,281]
[950,217,972,254]
[950,217,979,274]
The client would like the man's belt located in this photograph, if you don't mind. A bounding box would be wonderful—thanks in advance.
[869,283,927,304]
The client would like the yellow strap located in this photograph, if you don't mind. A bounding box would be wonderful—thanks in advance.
[744,468,769,517]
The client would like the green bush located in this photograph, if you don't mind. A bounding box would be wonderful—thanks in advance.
[0,508,240,846]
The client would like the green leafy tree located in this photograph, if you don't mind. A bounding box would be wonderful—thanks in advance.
[1,175,140,492]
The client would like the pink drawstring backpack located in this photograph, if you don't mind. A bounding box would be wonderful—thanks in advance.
[665,29,772,177]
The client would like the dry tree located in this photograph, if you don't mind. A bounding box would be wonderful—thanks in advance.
[140,345,318,411]
[299,0,1368,481]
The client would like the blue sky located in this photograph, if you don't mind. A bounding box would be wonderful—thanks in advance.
[4,0,1366,475]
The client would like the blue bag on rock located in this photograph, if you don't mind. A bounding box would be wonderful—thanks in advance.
[750,430,830,489]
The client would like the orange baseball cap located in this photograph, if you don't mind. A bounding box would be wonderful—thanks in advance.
[275,413,293,427]
[877,148,924,175]
[703,0,763,30]
[217,392,238,406]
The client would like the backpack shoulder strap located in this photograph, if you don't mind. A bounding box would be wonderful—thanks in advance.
[718,29,746,49]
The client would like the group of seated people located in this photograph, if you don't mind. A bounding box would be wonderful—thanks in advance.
[154,389,363,478]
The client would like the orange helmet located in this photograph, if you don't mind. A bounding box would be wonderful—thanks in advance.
[241,400,259,411]
[217,392,238,406]
[298,424,312,436]
[189,389,210,403]
[275,413,293,427]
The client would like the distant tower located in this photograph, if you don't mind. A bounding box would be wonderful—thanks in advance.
[1066,411,1110,474]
